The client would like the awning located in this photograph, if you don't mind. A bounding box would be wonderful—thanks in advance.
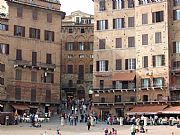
[160,106,180,114]
[12,104,30,111]
[127,105,168,115]
[112,72,135,81]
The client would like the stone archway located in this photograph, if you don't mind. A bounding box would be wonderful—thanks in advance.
[77,86,85,99]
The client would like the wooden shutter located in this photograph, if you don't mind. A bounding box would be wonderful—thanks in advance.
[113,19,115,29]
[116,38,122,48]
[0,64,5,72]
[32,52,37,66]
[31,88,36,101]
[96,61,99,71]
[142,34,148,45]
[116,59,122,70]
[125,59,128,70]
[105,20,108,29]
[173,10,176,20]
[15,87,21,100]
[152,12,155,23]
[173,42,176,53]
[162,55,165,66]
[112,0,115,9]
[105,60,108,71]
[152,56,156,67]
[97,21,100,30]
[0,77,4,85]
[37,29,40,39]
[5,44,9,54]
[14,25,17,36]
[22,26,25,37]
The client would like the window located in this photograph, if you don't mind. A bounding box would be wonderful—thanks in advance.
[153,77,164,87]
[45,89,51,102]
[173,61,180,69]
[142,56,148,68]
[174,0,180,6]
[15,69,22,80]
[0,23,8,31]
[44,73,54,83]
[128,17,134,27]
[141,78,150,88]
[67,65,73,73]
[99,0,106,11]
[0,77,4,85]
[96,60,108,72]
[128,37,135,47]
[116,38,122,48]
[65,42,73,51]
[100,80,104,89]
[14,25,25,37]
[99,39,106,49]
[79,42,84,50]
[155,32,162,43]
[80,28,85,33]
[113,18,124,29]
[0,63,5,72]
[17,6,23,17]
[125,58,136,70]
[90,65,93,73]
[152,11,164,23]
[31,71,37,82]
[68,28,73,33]
[68,80,73,87]
[15,87,21,100]
[116,59,122,70]
[89,54,93,58]
[68,54,73,58]
[46,53,52,64]
[47,13,52,23]
[128,0,134,8]
[142,34,148,45]
[173,10,180,20]
[112,0,124,9]
[0,43,9,54]
[97,20,108,30]
[32,52,37,66]
[75,17,80,24]
[152,55,165,67]
[115,95,121,102]
[78,65,84,80]
[44,30,54,42]
[142,13,148,24]
[16,49,22,60]
[143,95,148,101]
[29,28,40,39]
[173,41,180,53]
[32,9,38,20]
[79,54,85,58]
[89,42,93,50]
[31,88,36,101]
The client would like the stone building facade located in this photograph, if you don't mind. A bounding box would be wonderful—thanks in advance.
[61,11,94,100]
[0,0,65,115]
[92,0,180,117]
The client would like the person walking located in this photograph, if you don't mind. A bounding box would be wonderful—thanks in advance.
[87,117,91,130]
[130,125,135,135]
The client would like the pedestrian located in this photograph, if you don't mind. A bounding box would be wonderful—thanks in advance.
[130,124,135,135]
[112,128,117,135]
[87,118,91,130]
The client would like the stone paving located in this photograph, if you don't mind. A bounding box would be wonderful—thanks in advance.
[0,117,180,135]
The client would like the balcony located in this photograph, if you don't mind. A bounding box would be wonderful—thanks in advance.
[93,87,136,93]
[13,60,56,70]
[138,0,165,6]
[172,67,180,73]
[170,85,180,91]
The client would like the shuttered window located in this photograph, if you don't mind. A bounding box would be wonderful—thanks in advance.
[32,9,38,20]
[44,30,54,42]
[128,17,134,27]
[67,65,73,73]
[155,32,162,43]
[16,49,22,60]
[99,39,106,49]
[0,63,5,72]
[152,55,165,67]
[142,56,148,68]
[116,38,122,48]
[31,71,37,82]
[96,60,108,72]
[97,20,108,30]
[32,52,37,66]
[112,0,124,9]
[17,6,23,17]
[31,88,36,101]
[128,37,135,47]
[0,77,4,85]
[45,90,51,102]
[47,13,52,23]
[142,13,148,24]
[15,69,22,80]
[116,59,122,70]
[142,34,148,45]
[15,87,21,100]
[99,0,106,11]
[0,23,8,31]
[173,41,180,53]
[113,18,124,29]
[152,11,164,23]
[46,53,52,64]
